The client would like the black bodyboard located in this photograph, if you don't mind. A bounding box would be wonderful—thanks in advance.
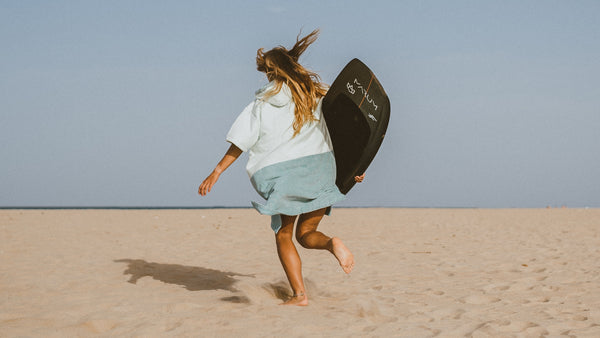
[322,58,391,194]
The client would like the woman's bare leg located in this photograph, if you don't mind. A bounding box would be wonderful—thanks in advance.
[296,208,355,274]
[295,208,330,249]
[275,214,308,306]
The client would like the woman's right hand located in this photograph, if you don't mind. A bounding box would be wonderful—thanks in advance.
[198,144,243,196]
[198,171,220,196]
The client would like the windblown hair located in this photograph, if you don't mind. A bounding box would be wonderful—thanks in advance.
[256,29,328,136]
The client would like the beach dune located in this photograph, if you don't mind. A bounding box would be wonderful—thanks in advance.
[1,208,599,336]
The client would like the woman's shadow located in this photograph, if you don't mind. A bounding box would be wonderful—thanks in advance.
[114,259,254,303]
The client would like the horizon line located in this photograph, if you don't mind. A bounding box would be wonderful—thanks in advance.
[0,206,594,210]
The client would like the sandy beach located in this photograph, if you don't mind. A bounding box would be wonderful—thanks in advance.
[1,208,599,337]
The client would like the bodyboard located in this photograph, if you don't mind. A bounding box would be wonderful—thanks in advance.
[322,58,391,194]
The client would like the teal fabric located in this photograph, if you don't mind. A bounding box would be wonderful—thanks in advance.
[250,151,346,233]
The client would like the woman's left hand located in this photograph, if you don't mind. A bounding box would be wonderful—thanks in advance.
[354,173,365,183]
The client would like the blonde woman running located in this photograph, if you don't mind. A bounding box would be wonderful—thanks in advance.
[199,29,361,306]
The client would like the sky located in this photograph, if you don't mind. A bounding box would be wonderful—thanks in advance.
[1,1,599,208]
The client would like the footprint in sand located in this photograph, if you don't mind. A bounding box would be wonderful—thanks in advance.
[356,301,397,324]
[80,319,118,334]
[460,294,501,305]
[482,283,510,293]
[431,307,466,320]
[425,288,444,296]
[485,320,544,334]
[164,302,203,313]
[572,315,588,321]
[533,296,551,303]
[407,311,434,323]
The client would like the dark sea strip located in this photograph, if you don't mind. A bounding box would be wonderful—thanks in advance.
[0,206,253,210]
[0,206,484,210]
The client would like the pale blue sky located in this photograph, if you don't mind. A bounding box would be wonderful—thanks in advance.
[2,1,599,207]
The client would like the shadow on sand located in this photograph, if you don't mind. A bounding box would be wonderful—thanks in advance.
[114,259,254,302]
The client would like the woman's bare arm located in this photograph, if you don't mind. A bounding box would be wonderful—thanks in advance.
[198,144,243,196]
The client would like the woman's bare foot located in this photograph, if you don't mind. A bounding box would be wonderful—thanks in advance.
[281,292,308,306]
[331,237,355,273]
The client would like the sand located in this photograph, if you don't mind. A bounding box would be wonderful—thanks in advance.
[1,208,599,337]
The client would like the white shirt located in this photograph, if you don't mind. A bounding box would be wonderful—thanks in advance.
[226,82,333,177]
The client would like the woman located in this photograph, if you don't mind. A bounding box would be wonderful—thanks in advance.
[199,29,362,306]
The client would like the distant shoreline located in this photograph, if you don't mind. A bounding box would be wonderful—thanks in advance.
[0,206,253,210]
[0,206,595,210]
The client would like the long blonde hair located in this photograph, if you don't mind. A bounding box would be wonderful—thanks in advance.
[256,29,328,136]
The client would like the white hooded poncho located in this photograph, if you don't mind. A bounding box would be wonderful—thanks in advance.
[226,82,345,232]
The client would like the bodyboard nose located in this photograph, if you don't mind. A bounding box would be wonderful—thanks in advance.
[323,58,390,194]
